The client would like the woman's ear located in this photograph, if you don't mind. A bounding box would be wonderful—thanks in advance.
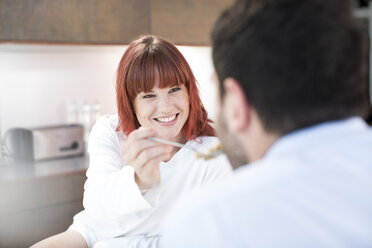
[222,78,251,133]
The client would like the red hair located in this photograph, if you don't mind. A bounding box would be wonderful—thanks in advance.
[116,35,214,140]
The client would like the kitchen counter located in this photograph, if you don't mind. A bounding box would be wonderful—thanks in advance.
[0,155,89,182]
[0,155,89,247]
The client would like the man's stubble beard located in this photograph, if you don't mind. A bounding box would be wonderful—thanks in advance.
[216,113,249,170]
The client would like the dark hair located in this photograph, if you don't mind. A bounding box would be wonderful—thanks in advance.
[212,0,370,134]
[116,35,214,139]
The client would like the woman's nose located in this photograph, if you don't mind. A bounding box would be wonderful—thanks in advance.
[157,95,173,112]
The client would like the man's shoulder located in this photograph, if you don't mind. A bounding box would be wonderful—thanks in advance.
[165,157,295,222]
[160,163,269,247]
[169,162,264,213]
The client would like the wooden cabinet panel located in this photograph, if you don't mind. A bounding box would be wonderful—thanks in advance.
[151,0,234,45]
[0,169,86,248]
[0,0,149,44]
[0,0,234,45]
[0,173,86,215]
[0,201,84,248]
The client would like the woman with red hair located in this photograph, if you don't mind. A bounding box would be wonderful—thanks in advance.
[31,35,231,248]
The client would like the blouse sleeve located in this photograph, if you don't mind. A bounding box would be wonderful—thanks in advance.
[82,116,153,221]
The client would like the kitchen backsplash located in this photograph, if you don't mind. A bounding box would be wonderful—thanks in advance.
[0,44,217,137]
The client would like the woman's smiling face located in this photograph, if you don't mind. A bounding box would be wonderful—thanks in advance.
[133,72,190,143]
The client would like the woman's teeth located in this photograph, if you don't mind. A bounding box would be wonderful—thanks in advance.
[156,114,177,123]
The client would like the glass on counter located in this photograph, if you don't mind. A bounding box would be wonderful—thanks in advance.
[65,100,102,152]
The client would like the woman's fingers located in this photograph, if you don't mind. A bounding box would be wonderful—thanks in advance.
[122,127,158,164]
[135,148,174,188]
[123,139,162,164]
[134,145,173,170]
[122,126,175,188]
[127,126,157,142]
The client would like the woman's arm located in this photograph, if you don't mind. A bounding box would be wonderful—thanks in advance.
[83,116,173,220]
[82,117,154,220]
[30,230,88,248]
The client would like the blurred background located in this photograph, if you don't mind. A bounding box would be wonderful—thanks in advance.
[0,0,371,247]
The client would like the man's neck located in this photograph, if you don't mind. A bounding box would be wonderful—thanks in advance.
[241,111,280,163]
[248,132,279,162]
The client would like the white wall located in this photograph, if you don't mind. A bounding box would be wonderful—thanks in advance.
[0,44,216,136]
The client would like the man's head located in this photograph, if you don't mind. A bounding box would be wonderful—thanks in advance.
[212,0,370,167]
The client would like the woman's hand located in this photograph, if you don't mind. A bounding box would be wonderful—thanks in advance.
[122,127,173,190]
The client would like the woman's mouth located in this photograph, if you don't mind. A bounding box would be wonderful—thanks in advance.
[154,113,179,124]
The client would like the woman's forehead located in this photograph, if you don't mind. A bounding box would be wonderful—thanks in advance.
[138,81,183,93]
[127,62,186,98]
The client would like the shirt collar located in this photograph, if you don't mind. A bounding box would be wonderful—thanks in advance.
[263,117,369,160]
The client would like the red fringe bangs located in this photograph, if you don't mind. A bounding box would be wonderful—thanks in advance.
[125,51,187,99]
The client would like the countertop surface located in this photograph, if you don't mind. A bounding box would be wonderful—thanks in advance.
[0,155,89,182]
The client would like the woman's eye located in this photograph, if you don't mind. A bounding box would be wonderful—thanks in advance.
[143,94,155,99]
[169,87,181,93]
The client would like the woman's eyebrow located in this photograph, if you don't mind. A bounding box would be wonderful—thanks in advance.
[139,90,155,94]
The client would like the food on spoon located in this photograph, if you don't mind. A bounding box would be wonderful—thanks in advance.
[195,143,222,160]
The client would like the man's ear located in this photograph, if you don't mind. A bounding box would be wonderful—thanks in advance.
[223,78,251,133]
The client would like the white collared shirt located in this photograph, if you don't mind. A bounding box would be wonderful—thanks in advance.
[161,117,372,248]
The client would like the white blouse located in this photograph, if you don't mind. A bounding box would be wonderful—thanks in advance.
[69,115,232,247]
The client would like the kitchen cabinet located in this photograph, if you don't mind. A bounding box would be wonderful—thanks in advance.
[0,0,149,44]
[0,0,234,45]
[151,0,233,45]
[0,156,88,248]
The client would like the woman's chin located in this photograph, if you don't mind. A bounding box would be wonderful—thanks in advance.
[158,131,182,141]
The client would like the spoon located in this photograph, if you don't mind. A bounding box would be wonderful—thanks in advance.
[148,137,223,160]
